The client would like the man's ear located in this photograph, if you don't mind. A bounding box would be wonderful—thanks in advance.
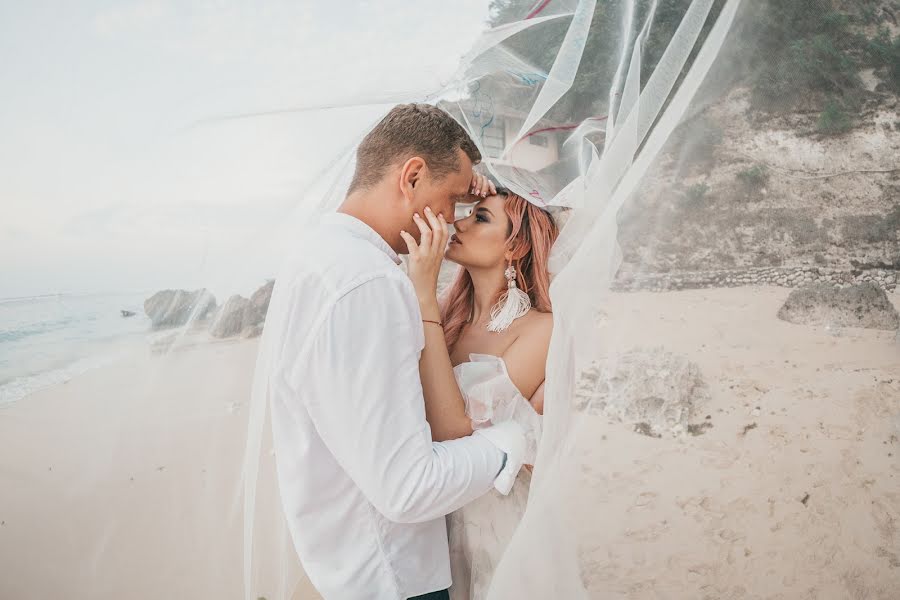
[399,157,426,201]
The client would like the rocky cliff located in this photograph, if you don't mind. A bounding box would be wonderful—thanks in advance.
[615,2,900,289]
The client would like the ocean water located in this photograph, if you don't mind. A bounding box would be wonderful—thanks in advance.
[0,292,151,406]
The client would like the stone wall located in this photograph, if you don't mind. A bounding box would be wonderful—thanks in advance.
[613,266,899,293]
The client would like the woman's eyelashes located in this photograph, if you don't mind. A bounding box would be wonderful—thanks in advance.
[475,212,489,223]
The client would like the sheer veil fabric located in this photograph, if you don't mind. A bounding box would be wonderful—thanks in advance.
[7,2,898,599]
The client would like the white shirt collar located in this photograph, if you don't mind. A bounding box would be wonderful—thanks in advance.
[320,212,402,265]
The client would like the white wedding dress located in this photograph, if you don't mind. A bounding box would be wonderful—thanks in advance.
[447,354,542,600]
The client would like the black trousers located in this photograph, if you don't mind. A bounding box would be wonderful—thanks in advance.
[408,589,450,600]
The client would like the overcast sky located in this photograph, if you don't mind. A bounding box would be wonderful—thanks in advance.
[0,1,492,299]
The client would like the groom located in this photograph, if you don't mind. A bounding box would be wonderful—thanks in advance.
[269,104,525,600]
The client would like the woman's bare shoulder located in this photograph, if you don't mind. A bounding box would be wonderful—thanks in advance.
[502,310,553,397]
[513,309,553,339]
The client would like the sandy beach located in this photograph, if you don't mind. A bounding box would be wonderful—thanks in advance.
[1,286,898,599]
[0,336,319,600]
[564,287,900,598]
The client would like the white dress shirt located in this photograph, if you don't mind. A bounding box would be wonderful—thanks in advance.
[269,212,524,600]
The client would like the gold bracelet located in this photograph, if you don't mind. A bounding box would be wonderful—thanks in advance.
[422,319,443,327]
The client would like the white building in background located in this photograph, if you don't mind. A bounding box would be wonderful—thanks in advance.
[449,103,567,219]
[477,107,562,172]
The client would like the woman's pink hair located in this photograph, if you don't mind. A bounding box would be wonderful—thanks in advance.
[440,190,559,349]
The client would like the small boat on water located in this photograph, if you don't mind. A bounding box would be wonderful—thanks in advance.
[120,310,136,318]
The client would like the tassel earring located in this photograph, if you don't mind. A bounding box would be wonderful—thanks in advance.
[487,263,531,332]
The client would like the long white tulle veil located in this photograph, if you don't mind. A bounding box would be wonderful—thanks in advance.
[5,1,899,599]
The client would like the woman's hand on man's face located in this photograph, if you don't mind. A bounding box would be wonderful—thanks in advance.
[399,206,449,313]
[470,172,496,199]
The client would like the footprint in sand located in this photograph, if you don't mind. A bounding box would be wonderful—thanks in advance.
[699,444,742,469]
[869,499,897,544]
[628,491,658,511]
[623,520,669,542]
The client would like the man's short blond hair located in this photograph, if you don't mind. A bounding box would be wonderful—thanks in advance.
[348,103,481,193]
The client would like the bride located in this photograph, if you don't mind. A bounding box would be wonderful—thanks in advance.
[401,178,559,600]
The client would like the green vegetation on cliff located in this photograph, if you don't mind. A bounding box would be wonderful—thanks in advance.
[486,0,900,126]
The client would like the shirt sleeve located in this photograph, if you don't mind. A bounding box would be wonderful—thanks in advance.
[299,273,512,524]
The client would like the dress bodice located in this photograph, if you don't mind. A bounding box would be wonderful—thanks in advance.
[448,354,538,600]
[452,354,542,466]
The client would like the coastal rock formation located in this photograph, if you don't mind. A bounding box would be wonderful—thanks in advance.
[143,289,217,330]
[250,280,275,315]
[144,280,275,339]
[614,266,899,293]
[209,295,263,339]
[209,280,276,339]
[778,282,900,330]
[575,347,710,437]
[615,88,900,279]
[240,323,264,339]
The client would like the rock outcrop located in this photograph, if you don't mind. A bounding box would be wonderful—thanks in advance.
[250,280,275,316]
[144,280,276,339]
[777,282,900,330]
[208,281,275,339]
[615,88,900,279]
[143,289,217,330]
[575,347,711,437]
[209,295,263,339]
[614,266,898,293]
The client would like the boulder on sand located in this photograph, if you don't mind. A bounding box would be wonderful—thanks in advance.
[143,289,217,330]
[575,346,710,437]
[209,295,262,339]
[250,280,275,317]
[777,282,899,330]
